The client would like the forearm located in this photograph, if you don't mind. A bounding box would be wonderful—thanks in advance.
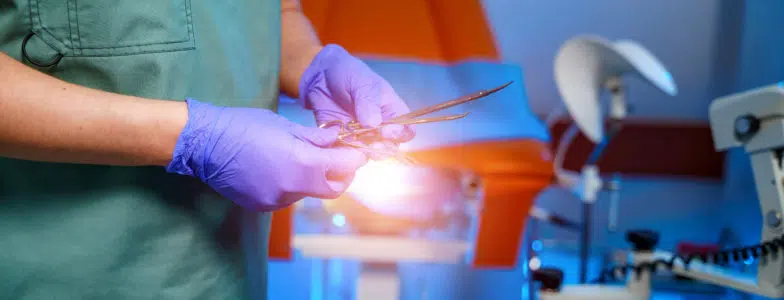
[0,53,187,166]
[280,0,323,98]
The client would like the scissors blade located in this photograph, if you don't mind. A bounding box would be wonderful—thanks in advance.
[391,112,470,126]
[341,112,471,139]
[386,80,513,124]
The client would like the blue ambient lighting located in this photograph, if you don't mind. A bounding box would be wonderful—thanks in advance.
[532,240,543,252]
[744,257,754,265]
[331,214,346,227]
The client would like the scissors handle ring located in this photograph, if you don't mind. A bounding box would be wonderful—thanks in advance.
[318,120,346,131]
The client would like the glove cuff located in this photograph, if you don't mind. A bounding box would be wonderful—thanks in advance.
[165,98,218,180]
[298,44,349,109]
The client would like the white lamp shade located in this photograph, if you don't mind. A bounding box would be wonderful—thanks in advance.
[554,36,677,143]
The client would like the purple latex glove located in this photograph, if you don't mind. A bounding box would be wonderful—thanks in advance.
[299,44,416,148]
[166,99,368,211]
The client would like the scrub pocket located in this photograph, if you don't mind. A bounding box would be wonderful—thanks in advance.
[25,0,194,60]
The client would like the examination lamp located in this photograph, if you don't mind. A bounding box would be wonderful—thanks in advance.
[553,35,677,143]
[549,35,677,284]
[551,35,678,202]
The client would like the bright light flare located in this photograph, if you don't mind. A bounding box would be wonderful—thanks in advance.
[331,214,346,227]
[346,160,434,217]
[347,160,414,201]
[345,159,463,218]
[528,257,542,270]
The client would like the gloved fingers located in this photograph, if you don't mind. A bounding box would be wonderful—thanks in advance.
[379,84,412,118]
[314,108,353,128]
[348,79,384,128]
[377,84,415,143]
[379,124,416,143]
[290,123,340,147]
[349,135,400,161]
[347,132,394,161]
[303,83,357,128]
[364,141,398,161]
[349,80,418,143]
[319,147,368,198]
[323,147,368,179]
[324,173,356,199]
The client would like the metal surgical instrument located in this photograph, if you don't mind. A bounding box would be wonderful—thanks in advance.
[318,81,513,164]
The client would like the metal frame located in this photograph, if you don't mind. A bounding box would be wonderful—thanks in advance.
[536,83,784,299]
[552,77,626,283]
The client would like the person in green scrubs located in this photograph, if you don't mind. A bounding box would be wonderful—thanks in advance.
[0,0,414,299]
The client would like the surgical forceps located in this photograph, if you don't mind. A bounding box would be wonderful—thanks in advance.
[319,81,514,164]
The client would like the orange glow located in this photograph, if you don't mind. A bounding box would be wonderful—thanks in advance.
[301,0,499,62]
[268,206,293,260]
[409,140,553,268]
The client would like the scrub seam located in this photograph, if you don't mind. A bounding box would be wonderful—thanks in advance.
[67,0,81,55]
[73,0,82,52]
[28,0,195,57]
[29,0,70,52]
[186,0,195,46]
[67,1,72,50]
[69,0,194,50]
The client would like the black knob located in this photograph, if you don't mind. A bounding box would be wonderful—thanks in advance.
[734,115,760,142]
[532,267,564,292]
[626,229,659,251]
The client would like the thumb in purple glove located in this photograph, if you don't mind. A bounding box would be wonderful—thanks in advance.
[166,99,368,211]
[299,44,416,144]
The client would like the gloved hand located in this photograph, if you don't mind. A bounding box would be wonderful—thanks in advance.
[299,44,416,147]
[166,99,368,211]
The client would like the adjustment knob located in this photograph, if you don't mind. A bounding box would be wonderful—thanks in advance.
[532,267,564,292]
[734,115,760,142]
[626,229,660,251]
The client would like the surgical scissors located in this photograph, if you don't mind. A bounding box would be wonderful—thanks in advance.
[319,81,513,164]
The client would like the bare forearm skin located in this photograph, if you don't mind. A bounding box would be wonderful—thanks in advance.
[0,0,322,167]
[0,53,186,167]
[280,0,323,99]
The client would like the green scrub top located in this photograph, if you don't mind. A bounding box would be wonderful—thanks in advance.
[0,0,281,299]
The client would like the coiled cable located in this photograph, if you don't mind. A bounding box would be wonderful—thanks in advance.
[593,234,784,283]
